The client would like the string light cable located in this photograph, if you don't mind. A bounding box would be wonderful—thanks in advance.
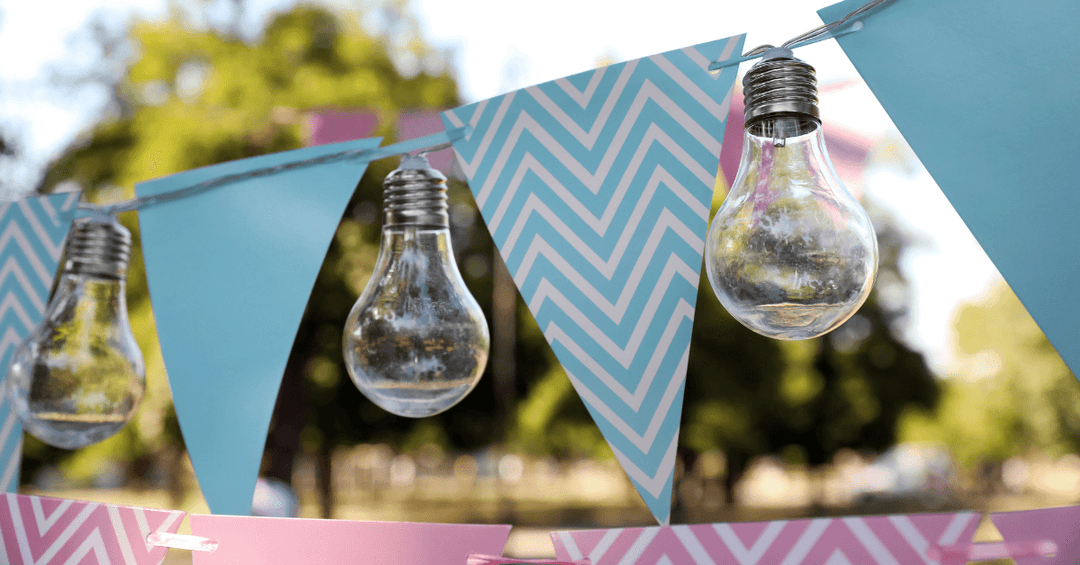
[75,126,471,215]
[71,0,888,214]
[709,0,891,71]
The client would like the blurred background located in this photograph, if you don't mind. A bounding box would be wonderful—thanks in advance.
[1,0,1078,562]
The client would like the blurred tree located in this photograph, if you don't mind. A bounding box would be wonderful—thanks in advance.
[899,283,1078,472]
[509,191,943,514]
[29,0,941,523]
[30,3,475,512]
[684,203,940,510]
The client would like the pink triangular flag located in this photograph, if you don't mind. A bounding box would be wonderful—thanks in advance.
[992,506,1080,565]
[191,515,510,565]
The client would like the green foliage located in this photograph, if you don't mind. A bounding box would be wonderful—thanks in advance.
[899,283,1079,469]
[30,2,941,508]
[29,3,470,485]
[506,193,942,494]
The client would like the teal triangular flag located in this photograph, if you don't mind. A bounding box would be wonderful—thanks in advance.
[137,138,381,515]
[819,0,1080,377]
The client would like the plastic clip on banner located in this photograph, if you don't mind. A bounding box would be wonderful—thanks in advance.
[928,541,1057,563]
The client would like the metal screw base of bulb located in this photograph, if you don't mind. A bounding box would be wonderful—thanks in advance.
[382,154,449,228]
[65,214,132,280]
[743,48,820,137]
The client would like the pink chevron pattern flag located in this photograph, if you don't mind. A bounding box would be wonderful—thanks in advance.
[0,493,186,565]
[991,505,1080,565]
[190,515,511,565]
[552,512,980,565]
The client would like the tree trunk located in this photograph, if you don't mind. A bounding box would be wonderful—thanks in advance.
[264,349,307,485]
[670,447,697,524]
[317,442,333,519]
[167,446,186,509]
[492,252,517,523]
[724,452,748,507]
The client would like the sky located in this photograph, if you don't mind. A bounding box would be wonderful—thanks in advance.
[0,0,1002,374]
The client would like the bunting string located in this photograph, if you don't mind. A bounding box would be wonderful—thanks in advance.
[77,126,471,215]
[707,0,887,71]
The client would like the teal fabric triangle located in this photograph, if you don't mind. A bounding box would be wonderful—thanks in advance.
[819,0,1080,377]
[137,138,381,515]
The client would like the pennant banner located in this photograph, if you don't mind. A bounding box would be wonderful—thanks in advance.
[137,138,382,515]
[991,506,1080,565]
[190,515,511,565]
[0,192,80,493]
[0,493,185,565]
[398,110,456,173]
[819,0,1080,377]
[307,111,378,147]
[442,34,745,524]
[552,512,980,565]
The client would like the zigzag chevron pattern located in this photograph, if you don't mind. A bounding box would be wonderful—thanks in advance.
[442,35,744,524]
[552,512,981,565]
[0,493,185,565]
[0,192,80,494]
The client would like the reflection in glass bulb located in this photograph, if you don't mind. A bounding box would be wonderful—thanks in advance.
[705,51,878,340]
[5,214,145,448]
[343,155,489,418]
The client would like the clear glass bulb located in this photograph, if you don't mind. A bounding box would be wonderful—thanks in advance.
[5,214,145,448]
[705,52,878,340]
[343,155,489,418]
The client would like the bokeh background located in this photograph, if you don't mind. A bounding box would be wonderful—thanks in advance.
[1,0,1077,562]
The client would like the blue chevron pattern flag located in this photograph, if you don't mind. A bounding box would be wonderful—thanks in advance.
[0,192,81,493]
[442,34,745,524]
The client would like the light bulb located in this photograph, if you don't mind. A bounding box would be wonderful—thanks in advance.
[705,49,878,340]
[5,214,145,448]
[343,155,489,418]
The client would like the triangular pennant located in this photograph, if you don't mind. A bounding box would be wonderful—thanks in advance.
[991,506,1080,565]
[0,192,80,493]
[552,513,979,565]
[397,111,455,174]
[0,493,185,565]
[442,34,745,525]
[307,111,378,146]
[819,0,1080,377]
[136,138,381,515]
[190,515,510,565]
